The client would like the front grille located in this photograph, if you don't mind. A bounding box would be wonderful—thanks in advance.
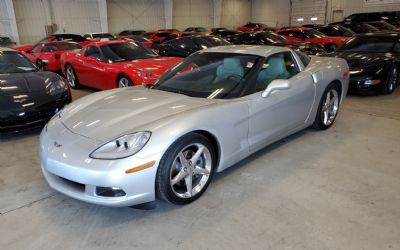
[58,176,86,192]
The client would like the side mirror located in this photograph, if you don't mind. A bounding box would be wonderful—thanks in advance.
[262,79,291,98]
[87,56,100,62]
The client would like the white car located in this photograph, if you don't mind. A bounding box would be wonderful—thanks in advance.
[83,32,115,40]
[39,46,349,207]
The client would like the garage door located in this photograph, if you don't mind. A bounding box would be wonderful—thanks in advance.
[291,0,326,25]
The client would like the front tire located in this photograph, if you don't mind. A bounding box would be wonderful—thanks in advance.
[156,133,216,205]
[382,64,399,94]
[325,43,337,52]
[117,74,133,88]
[65,64,81,89]
[36,59,45,71]
[313,82,340,130]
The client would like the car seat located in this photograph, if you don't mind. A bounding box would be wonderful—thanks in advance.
[214,58,244,83]
[256,55,290,91]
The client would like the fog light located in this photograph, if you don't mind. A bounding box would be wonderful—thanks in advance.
[364,79,381,85]
[96,187,126,197]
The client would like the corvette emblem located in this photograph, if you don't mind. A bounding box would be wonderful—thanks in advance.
[54,141,62,148]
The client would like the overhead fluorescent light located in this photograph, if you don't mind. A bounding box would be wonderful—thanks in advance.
[297,17,304,22]
[310,17,318,21]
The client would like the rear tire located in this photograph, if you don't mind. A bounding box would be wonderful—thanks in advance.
[156,133,216,205]
[65,64,81,89]
[382,64,398,95]
[313,82,341,130]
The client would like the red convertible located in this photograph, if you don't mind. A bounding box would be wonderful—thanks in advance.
[23,41,82,72]
[276,27,348,52]
[14,34,93,53]
[60,40,182,89]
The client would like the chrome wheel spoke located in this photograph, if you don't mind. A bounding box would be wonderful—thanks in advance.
[184,174,193,197]
[171,170,186,185]
[193,166,210,175]
[190,145,204,166]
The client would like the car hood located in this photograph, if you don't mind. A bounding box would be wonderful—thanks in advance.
[326,51,392,67]
[61,87,216,141]
[0,71,59,96]
[119,57,182,75]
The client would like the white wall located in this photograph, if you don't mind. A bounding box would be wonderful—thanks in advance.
[173,0,214,30]
[251,0,291,28]
[107,0,166,34]
[291,0,327,25]
[13,0,102,44]
[0,1,12,40]
[221,0,251,29]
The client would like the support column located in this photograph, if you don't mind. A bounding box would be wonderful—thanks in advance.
[98,0,108,32]
[4,0,19,44]
[213,0,222,28]
[164,0,173,29]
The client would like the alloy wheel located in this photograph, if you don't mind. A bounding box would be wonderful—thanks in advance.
[321,88,339,126]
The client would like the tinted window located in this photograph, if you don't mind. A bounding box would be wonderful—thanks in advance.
[338,36,396,52]
[92,33,114,39]
[173,38,198,49]
[304,29,326,38]
[153,52,261,99]
[85,46,103,60]
[0,51,36,73]
[100,42,157,62]
[255,52,299,91]
[42,42,82,52]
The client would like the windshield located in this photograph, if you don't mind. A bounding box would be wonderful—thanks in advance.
[92,33,114,39]
[100,42,157,62]
[304,29,327,38]
[337,36,396,52]
[335,26,356,36]
[200,37,230,46]
[152,52,261,99]
[0,51,37,74]
[44,42,82,51]
[258,32,287,43]
[369,22,396,30]
[124,35,150,42]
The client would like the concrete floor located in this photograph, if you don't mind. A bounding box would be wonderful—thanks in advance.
[1,88,399,250]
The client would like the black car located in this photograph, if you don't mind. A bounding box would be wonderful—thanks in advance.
[0,48,71,133]
[315,25,356,37]
[226,31,326,55]
[326,33,400,94]
[118,30,146,36]
[332,22,379,34]
[184,27,208,33]
[154,36,230,57]
[0,36,15,47]
[210,29,242,38]
[345,11,400,27]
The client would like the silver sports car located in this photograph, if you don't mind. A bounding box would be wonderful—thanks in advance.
[39,46,349,207]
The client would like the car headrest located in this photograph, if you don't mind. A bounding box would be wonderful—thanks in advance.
[265,56,287,77]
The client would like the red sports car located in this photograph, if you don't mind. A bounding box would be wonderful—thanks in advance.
[13,34,93,53]
[60,40,182,89]
[143,31,182,43]
[117,35,153,47]
[23,41,82,72]
[276,27,348,52]
[237,23,269,32]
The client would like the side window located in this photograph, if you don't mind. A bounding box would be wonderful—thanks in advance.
[392,42,400,54]
[84,46,102,60]
[42,44,58,52]
[32,44,42,53]
[255,52,299,92]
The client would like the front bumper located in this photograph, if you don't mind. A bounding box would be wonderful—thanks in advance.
[39,124,161,207]
[0,92,71,133]
[348,68,386,93]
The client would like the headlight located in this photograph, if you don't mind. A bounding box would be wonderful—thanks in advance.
[90,131,151,159]
[47,78,68,95]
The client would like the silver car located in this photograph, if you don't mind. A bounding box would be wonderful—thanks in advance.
[39,46,349,207]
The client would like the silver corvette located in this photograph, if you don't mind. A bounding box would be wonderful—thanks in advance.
[39,46,349,207]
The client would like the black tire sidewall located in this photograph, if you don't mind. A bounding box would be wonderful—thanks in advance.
[156,133,216,205]
[383,64,398,94]
[313,82,340,130]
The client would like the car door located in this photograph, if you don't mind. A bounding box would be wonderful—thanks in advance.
[248,51,315,153]
[78,45,107,87]
[25,43,42,62]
